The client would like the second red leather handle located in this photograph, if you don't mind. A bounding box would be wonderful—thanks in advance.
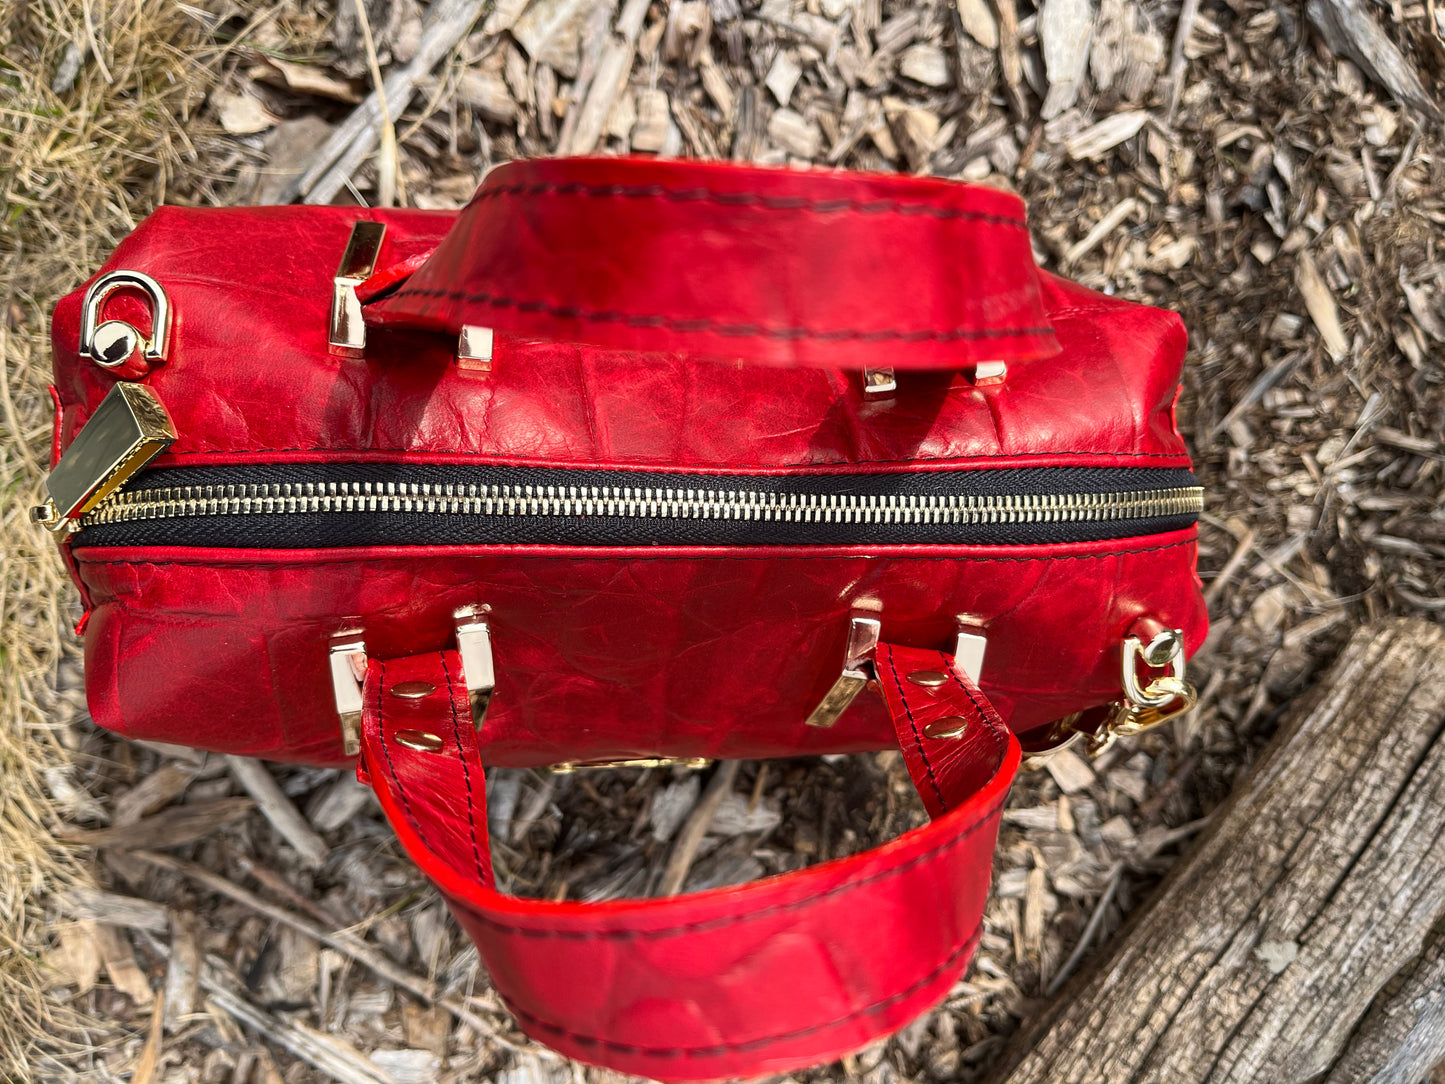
[364,157,1060,370]
[359,641,1019,1081]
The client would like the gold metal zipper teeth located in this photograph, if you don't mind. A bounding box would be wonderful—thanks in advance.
[83,482,1204,527]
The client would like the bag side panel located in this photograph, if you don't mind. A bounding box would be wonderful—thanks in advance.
[74,533,1206,767]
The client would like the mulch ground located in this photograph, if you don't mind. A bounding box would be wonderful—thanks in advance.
[3,0,1443,1080]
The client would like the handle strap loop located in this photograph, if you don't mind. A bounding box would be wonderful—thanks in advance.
[359,640,1019,1081]
[363,157,1059,371]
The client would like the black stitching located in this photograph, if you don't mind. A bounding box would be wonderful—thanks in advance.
[168,448,1191,465]
[457,795,1006,941]
[884,645,947,813]
[385,285,1055,346]
[370,665,1012,941]
[73,537,1198,571]
[370,657,1010,941]
[440,651,489,885]
[501,922,983,1057]
[374,660,423,838]
[946,664,1011,769]
[463,180,1028,229]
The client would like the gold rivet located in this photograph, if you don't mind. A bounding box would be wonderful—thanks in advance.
[394,729,444,752]
[907,670,948,687]
[922,717,969,740]
[390,681,436,699]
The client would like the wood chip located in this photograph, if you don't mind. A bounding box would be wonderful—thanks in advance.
[1064,109,1148,159]
[130,990,167,1084]
[899,43,951,87]
[213,90,277,135]
[113,763,198,827]
[58,796,254,849]
[511,0,593,78]
[765,50,801,106]
[164,910,201,1029]
[305,774,374,834]
[226,756,329,868]
[631,87,673,152]
[250,57,361,103]
[1063,196,1139,267]
[1043,749,1097,795]
[1297,250,1350,360]
[955,0,999,49]
[457,68,518,124]
[95,923,154,1006]
[46,921,102,993]
[63,887,169,933]
[767,107,822,158]
[1039,0,1096,119]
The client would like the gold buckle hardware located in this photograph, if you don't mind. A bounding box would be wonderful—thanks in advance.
[1025,625,1198,760]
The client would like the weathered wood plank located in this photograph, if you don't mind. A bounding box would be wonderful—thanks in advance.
[991,618,1445,1084]
[1325,917,1445,1084]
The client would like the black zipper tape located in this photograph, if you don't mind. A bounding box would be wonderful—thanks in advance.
[73,463,1201,549]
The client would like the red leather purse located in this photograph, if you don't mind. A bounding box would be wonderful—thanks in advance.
[39,157,1206,1080]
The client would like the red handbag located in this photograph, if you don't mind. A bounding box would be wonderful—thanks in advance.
[38,157,1206,1080]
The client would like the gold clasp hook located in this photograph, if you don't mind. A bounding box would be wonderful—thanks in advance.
[1024,623,1198,760]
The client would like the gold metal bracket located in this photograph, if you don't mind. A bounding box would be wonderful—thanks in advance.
[954,617,988,685]
[457,325,494,372]
[329,630,368,756]
[973,360,1008,386]
[550,757,712,774]
[328,221,386,358]
[328,610,496,755]
[863,367,896,398]
[804,616,882,728]
[453,608,495,729]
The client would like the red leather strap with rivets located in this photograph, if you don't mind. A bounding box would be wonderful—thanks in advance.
[359,642,1019,1082]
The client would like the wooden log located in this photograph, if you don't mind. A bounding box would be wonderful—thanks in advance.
[991,617,1445,1084]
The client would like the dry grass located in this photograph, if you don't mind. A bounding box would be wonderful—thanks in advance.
[0,2,239,1076]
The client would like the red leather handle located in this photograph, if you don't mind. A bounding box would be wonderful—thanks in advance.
[359,641,1019,1081]
[364,157,1059,370]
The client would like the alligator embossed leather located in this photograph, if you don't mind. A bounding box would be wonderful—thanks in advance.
[39,157,1207,1081]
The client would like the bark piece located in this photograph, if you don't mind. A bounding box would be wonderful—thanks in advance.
[991,618,1445,1083]
[226,756,329,868]
[59,797,254,849]
[1306,0,1442,121]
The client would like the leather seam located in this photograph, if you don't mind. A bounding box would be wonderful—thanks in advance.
[463,181,1029,227]
[501,921,983,1058]
[947,665,1012,774]
[374,660,424,839]
[163,448,1192,465]
[439,651,489,886]
[383,287,1055,345]
[883,645,947,813]
[74,538,1198,570]
[452,794,1007,941]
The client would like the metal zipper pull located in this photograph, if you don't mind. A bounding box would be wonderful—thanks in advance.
[31,383,176,534]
